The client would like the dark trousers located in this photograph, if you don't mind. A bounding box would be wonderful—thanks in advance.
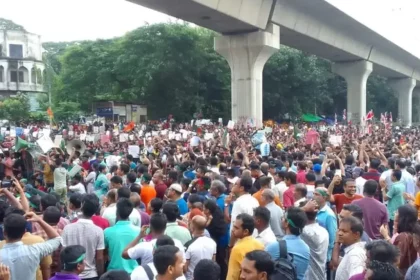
[216,245,228,280]
[82,277,99,280]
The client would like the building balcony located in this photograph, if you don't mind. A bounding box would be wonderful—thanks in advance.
[0,81,45,93]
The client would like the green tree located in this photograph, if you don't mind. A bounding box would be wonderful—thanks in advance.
[0,95,30,122]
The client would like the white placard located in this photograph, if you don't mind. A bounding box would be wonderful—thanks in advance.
[204,133,214,140]
[218,118,222,123]
[128,145,140,158]
[86,135,95,142]
[328,135,342,146]
[182,132,189,139]
[129,135,135,141]
[169,132,175,140]
[42,128,51,137]
[190,136,200,146]
[10,129,16,137]
[119,133,129,142]
[93,127,99,133]
[0,127,6,133]
[37,135,54,153]
[145,132,151,137]
[80,134,87,141]
[54,135,63,148]
[152,131,158,136]
[161,130,168,135]
[24,129,30,135]
[175,133,182,141]
[227,121,235,129]
[68,131,74,137]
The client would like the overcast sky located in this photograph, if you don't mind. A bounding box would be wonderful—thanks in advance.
[1,0,419,57]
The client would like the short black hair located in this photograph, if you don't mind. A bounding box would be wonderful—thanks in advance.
[150,213,167,233]
[4,213,26,240]
[41,194,58,211]
[365,240,400,263]
[110,176,123,185]
[254,207,270,225]
[285,172,297,184]
[116,198,134,220]
[367,260,401,280]
[117,187,131,199]
[239,175,253,193]
[363,180,378,196]
[162,202,179,222]
[81,194,100,217]
[396,159,406,169]
[285,207,307,236]
[99,270,130,280]
[236,213,255,234]
[142,173,152,183]
[60,245,86,271]
[153,245,180,275]
[73,174,82,182]
[392,170,402,181]
[245,250,275,275]
[341,216,364,237]
[155,235,175,247]
[193,259,221,280]
[69,193,83,209]
[119,164,130,175]
[188,194,201,204]
[343,204,364,221]
[370,159,381,169]
[127,172,137,184]
[305,172,316,182]
[150,198,163,214]
[129,184,141,194]
[43,206,61,225]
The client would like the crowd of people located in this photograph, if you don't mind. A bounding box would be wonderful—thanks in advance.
[0,120,419,280]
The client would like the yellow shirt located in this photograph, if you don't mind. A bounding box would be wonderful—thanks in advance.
[0,233,52,280]
[43,164,54,184]
[227,236,264,280]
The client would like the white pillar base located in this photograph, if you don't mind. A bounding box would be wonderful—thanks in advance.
[214,24,280,128]
[332,60,373,124]
[389,78,416,127]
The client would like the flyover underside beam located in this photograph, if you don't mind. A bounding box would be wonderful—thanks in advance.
[214,24,280,127]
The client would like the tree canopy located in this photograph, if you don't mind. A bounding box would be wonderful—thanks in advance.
[42,23,398,122]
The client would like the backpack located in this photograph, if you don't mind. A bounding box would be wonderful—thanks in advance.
[271,239,297,280]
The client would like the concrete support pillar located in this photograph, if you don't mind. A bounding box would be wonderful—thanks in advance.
[214,24,280,128]
[389,78,416,127]
[413,88,420,123]
[332,60,373,124]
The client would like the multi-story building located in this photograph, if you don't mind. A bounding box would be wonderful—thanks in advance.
[0,29,46,110]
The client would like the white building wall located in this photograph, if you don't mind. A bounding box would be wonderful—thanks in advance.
[0,30,45,96]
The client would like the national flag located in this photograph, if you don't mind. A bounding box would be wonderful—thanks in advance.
[366,110,374,121]
[47,107,54,118]
[123,121,135,132]
[343,109,346,121]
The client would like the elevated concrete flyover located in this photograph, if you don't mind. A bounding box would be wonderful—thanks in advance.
[127,0,420,127]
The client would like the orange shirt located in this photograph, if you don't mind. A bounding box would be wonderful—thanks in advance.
[253,189,283,208]
[333,193,363,213]
[414,192,420,220]
[141,185,157,213]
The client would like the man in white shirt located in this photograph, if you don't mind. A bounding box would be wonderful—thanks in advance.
[122,213,185,265]
[102,188,141,226]
[53,158,68,202]
[225,176,259,238]
[273,171,288,203]
[335,216,366,280]
[252,206,276,247]
[68,174,86,194]
[184,216,216,280]
[130,236,186,280]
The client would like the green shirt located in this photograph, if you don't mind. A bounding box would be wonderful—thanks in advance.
[386,181,406,220]
[164,222,192,245]
[104,221,140,273]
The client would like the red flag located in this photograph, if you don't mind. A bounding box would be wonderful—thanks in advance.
[366,110,374,121]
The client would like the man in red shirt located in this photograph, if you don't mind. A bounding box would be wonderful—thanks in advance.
[296,162,307,184]
[328,176,363,213]
[283,171,296,209]
[152,171,167,199]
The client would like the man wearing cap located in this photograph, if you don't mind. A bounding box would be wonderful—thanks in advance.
[313,164,323,181]
[167,184,189,216]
